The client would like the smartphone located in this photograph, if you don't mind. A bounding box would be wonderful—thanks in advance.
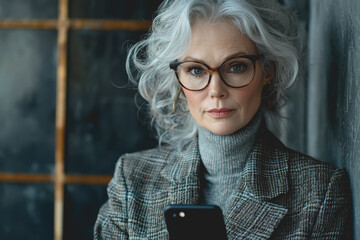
[164,204,227,240]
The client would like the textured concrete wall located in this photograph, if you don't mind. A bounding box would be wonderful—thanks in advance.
[273,0,359,238]
[307,0,360,238]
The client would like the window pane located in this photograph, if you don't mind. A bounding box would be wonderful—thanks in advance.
[64,184,107,240]
[0,0,58,19]
[0,183,54,239]
[66,30,156,175]
[69,0,162,19]
[0,29,57,173]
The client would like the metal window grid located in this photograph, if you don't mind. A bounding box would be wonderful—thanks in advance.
[0,0,152,239]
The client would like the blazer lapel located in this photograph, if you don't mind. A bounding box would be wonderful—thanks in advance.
[225,180,288,240]
[147,141,203,238]
[225,127,290,239]
[161,140,203,204]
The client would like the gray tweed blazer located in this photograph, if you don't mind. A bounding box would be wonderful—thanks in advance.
[94,125,351,239]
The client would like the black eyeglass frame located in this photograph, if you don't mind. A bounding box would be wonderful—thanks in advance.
[169,55,263,91]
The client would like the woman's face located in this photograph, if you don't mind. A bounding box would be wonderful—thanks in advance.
[179,20,272,135]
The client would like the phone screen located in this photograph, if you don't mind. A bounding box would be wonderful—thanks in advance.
[164,204,227,240]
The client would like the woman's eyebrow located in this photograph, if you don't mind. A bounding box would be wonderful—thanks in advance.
[223,51,252,59]
[181,51,252,63]
[180,56,206,63]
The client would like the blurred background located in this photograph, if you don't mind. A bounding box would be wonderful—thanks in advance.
[0,0,359,239]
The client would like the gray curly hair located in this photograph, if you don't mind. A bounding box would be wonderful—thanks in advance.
[126,0,299,150]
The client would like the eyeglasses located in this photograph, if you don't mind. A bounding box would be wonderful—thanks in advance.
[169,55,262,91]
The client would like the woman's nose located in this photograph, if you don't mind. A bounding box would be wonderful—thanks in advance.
[208,72,228,98]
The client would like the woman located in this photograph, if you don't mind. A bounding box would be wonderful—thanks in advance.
[95,0,351,239]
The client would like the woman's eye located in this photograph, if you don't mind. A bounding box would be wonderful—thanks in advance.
[229,63,247,73]
[188,67,204,76]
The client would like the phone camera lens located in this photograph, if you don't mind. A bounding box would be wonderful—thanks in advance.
[172,213,177,218]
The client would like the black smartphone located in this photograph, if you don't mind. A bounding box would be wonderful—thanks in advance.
[164,204,227,240]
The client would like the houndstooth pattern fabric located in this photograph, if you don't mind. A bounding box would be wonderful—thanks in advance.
[94,122,351,239]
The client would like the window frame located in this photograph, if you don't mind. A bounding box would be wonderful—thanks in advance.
[0,0,152,239]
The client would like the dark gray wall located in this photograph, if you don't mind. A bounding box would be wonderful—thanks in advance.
[277,0,360,238]
[307,0,360,238]
[307,0,360,240]
[272,0,359,238]
[0,1,161,239]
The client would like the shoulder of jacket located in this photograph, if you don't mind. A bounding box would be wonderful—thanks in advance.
[122,145,179,164]
[286,147,341,175]
[280,144,348,192]
[261,127,340,172]
[113,146,180,183]
[261,130,349,204]
[260,127,345,180]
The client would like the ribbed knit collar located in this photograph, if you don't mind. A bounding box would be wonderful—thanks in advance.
[197,111,262,176]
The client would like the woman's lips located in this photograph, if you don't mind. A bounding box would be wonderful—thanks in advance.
[207,108,235,118]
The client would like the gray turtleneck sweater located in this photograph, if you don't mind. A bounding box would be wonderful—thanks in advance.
[197,111,262,214]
